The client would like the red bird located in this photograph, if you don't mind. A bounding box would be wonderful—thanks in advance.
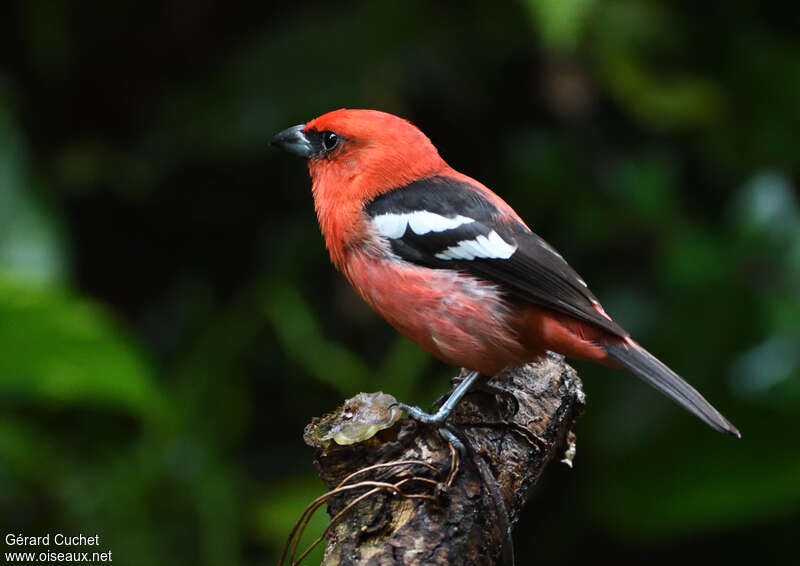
[271,109,739,437]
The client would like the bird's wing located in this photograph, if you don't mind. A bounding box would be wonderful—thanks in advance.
[365,175,628,338]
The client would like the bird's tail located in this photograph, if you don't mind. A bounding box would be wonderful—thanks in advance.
[603,338,740,437]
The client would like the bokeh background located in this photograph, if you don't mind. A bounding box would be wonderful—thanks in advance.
[1,1,798,564]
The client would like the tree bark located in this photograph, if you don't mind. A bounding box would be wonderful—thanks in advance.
[302,353,585,566]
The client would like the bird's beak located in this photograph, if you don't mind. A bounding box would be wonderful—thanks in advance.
[270,124,312,158]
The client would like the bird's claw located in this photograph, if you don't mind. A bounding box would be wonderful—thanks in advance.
[431,376,520,417]
[390,402,450,425]
[438,426,467,455]
[388,403,468,457]
[390,370,484,458]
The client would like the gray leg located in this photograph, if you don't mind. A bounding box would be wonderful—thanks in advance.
[431,373,519,416]
[392,370,483,425]
[438,426,466,454]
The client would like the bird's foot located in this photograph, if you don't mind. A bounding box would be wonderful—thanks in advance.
[392,401,451,425]
[432,373,519,416]
[390,401,468,453]
[393,370,483,424]
[391,370,483,453]
[438,426,467,455]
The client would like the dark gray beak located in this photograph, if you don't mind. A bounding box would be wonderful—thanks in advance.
[270,124,312,157]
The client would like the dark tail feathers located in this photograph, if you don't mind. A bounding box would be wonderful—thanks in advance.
[604,340,740,437]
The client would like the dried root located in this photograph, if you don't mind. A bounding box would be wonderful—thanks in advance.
[279,443,461,566]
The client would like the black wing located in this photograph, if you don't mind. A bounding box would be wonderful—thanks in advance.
[366,176,628,338]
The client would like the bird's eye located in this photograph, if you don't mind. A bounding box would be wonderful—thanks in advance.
[322,131,339,152]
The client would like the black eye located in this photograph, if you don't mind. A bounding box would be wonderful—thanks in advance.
[322,131,339,152]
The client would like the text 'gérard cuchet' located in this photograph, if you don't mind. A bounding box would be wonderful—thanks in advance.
[6,534,100,547]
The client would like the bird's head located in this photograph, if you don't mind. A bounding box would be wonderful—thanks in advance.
[271,109,447,203]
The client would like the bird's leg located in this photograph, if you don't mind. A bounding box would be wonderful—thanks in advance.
[437,426,467,455]
[431,372,519,416]
[393,370,483,425]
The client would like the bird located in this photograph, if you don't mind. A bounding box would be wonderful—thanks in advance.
[271,109,739,438]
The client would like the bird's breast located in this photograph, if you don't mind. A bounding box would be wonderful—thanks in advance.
[342,251,527,375]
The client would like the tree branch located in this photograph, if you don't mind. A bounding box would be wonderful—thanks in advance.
[301,353,585,566]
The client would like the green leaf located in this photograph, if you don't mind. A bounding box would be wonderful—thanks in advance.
[0,274,167,420]
[0,85,67,284]
[524,0,596,52]
[591,2,725,130]
[263,283,370,394]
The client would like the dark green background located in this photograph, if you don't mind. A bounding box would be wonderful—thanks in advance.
[1,1,798,564]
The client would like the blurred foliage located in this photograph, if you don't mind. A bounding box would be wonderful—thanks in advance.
[0,0,798,564]
[0,275,166,417]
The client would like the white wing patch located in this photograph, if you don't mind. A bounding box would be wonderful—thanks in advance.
[435,230,517,261]
[372,211,475,239]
